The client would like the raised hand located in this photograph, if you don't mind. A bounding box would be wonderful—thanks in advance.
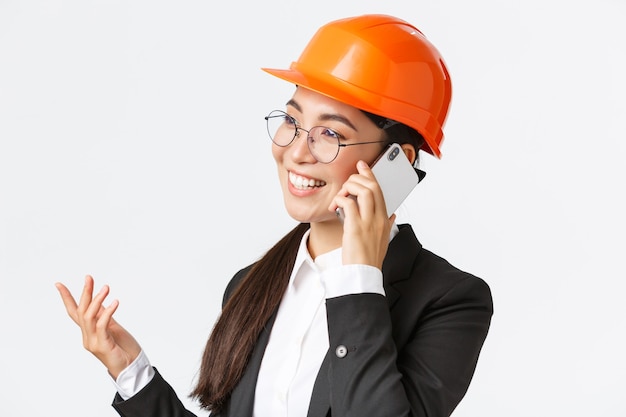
[55,275,142,379]
[330,160,394,269]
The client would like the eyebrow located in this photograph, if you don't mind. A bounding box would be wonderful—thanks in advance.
[286,98,358,132]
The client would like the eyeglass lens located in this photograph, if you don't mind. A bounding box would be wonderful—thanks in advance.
[265,110,341,163]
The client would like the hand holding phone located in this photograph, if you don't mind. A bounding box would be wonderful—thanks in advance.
[336,143,421,222]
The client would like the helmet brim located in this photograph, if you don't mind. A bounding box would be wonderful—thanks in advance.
[262,66,443,158]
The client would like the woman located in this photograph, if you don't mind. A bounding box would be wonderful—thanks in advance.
[56,14,493,417]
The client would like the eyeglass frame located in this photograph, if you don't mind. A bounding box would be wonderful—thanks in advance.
[264,110,389,164]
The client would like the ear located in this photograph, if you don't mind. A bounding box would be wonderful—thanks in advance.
[400,144,417,165]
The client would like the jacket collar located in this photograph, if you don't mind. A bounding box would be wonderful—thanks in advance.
[382,223,422,308]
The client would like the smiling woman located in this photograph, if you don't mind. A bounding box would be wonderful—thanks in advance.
[270,88,391,226]
[55,14,493,417]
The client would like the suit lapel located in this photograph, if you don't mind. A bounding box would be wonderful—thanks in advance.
[307,351,332,417]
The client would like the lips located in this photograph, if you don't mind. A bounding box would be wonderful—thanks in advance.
[288,171,326,190]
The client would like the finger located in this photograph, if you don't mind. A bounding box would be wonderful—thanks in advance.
[55,282,80,323]
[331,184,380,224]
[356,159,375,178]
[78,285,112,350]
[345,163,383,195]
[88,285,111,315]
[331,160,372,194]
[330,172,375,209]
[96,298,119,336]
[342,181,381,221]
[333,194,361,221]
[77,275,95,315]
[81,300,116,358]
[352,162,388,217]
[342,164,378,191]
[83,285,111,332]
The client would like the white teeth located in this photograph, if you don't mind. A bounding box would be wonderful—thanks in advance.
[289,172,326,189]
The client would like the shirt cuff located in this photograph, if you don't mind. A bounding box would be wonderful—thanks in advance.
[111,350,155,400]
[321,264,385,299]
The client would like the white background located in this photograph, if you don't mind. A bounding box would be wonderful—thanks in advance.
[1,1,625,416]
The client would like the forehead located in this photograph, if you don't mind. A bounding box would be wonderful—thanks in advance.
[287,87,374,128]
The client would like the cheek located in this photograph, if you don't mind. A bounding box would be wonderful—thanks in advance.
[336,166,354,183]
[271,144,283,163]
[328,163,358,189]
[331,151,368,181]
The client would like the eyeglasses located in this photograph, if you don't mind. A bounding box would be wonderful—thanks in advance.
[264,110,386,163]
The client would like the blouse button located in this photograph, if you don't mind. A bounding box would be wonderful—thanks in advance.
[335,345,348,358]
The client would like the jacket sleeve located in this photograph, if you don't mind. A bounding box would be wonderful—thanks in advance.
[110,267,252,417]
[111,368,197,417]
[324,274,493,417]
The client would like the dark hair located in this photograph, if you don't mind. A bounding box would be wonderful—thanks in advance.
[362,110,426,156]
[191,222,310,412]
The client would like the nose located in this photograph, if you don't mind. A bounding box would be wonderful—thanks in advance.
[288,127,317,163]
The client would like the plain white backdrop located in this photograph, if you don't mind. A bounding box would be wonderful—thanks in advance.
[1,0,625,416]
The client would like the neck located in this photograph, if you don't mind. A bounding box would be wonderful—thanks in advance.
[307,219,344,260]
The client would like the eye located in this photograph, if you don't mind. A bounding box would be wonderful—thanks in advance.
[318,127,342,140]
[283,114,298,127]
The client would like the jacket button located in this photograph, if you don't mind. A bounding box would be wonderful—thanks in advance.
[335,345,348,358]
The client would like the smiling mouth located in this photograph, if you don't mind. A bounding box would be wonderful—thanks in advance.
[289,171,327,190]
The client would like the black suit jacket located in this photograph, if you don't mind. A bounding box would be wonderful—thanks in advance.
[112,224,493,417]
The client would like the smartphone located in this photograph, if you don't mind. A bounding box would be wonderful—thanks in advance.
[336,143,421,222]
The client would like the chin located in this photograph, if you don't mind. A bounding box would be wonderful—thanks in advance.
[285,207,335,224]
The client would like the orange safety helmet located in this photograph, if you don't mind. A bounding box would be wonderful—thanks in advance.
[262,14,452,158]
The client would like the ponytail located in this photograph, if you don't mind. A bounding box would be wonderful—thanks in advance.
[191,222,310,412]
